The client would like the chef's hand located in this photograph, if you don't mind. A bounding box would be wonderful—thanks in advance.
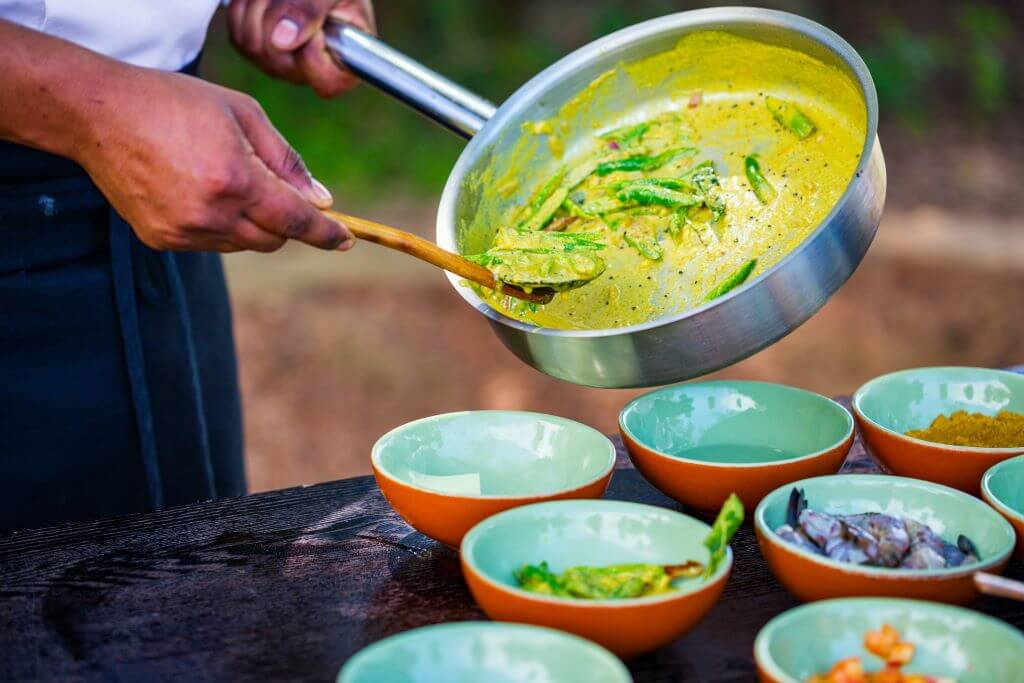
[79,67,353,253]
[228,0,376,98]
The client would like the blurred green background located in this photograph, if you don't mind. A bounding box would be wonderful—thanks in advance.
[201,2,1024,492]
[205,0,1021,201]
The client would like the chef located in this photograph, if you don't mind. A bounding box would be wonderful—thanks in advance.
[0,0,374,532]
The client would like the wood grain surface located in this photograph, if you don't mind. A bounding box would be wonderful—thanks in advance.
[1,392,1022,682]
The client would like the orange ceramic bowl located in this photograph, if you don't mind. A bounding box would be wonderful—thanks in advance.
[371,411,615,548]
[754,474,1015,605]
[620,381,854,512]
[981,455,1024,560]
[852,367,1024,494]
[460,499,731,659]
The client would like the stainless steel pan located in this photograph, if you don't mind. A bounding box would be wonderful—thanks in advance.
[324,7,886,388]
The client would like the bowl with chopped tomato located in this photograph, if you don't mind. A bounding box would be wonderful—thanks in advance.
[754,597,1024,682]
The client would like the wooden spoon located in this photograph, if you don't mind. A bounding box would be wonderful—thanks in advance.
[324,210,554,304]
[975,571,1024,601]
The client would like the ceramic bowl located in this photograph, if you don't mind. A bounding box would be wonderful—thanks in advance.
[372,411,615,548]
[852,367,1024,493]
[754,597,1024,683]
[460,499,731,659]
[337,621,631,683]
[620,381,854,512]
[754,474,1015,604]
[982,454,1024,559]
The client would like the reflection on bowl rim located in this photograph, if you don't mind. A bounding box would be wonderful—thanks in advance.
[754,474,1015,580]
[852,366,1024,456]
[336,620,632,683]
[618,380,855,469]
[460,498,733,608]
[981,454,1024,525]
[371,410,617,501]
[752,596,1024,683]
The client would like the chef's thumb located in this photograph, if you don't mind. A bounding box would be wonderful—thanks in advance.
[267,0,332,51]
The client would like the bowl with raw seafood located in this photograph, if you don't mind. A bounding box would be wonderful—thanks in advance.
[754,475,1015,604]
[371,411,615,548]
[460,497,742,658]
[852,367,1024,493]
[337,621,631,683]
[981,454,1024,559]
[620,380,854,512]
[754,597,1024,683]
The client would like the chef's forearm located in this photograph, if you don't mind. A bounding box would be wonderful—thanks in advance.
[0,19,127,163]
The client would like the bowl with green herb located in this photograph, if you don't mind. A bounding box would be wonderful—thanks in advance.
[460,496,743,658]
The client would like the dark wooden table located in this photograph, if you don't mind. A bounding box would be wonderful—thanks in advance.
[2,393,1023,682]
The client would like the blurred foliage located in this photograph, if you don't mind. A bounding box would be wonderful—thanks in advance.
[204,1,1021,197]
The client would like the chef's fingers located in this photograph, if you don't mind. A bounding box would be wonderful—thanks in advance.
[295,32,359,98]
[264,0,333,51]
[232,96,333,209]
[228,217,289,253]
[245,164,353,251]
[329,0,376,36]
[228,0,271,59]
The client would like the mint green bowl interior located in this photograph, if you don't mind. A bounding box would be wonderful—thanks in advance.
[853,367,1024,450]
[461,499,731,603]
[983,454,1024,522]
[372,411,615,497]
[620,381,853,465]
[755,474,1015,577]
[755,598,1024,683]
[337,622,631,683]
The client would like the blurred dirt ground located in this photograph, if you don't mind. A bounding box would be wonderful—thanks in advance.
[225,204,1024,492]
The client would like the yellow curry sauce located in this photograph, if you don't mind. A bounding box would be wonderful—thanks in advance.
[463,31,867,330]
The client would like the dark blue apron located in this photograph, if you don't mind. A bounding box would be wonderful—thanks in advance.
[0,57,245,534]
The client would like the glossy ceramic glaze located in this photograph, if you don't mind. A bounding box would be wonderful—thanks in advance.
[460,499,732,658]
[754,597,1024,683]
[372,412,615,547]
[337,621,631,683]
[754,475,1015,604]
[620,381,854,511]
[982,454,1024,559]
[853,367,1024,493]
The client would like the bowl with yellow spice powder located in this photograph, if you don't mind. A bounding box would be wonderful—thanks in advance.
[852,367,1024,494]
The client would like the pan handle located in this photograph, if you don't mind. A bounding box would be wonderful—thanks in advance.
[323,22,497,139]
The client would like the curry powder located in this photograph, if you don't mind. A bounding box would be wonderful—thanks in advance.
[906,410,1024,448]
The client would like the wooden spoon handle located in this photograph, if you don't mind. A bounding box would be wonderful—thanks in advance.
[324,209,552,304]
[975,571,1024,601]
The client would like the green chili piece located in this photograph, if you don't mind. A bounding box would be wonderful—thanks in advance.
[612,177,689,191]
[523,187,569,231]
[624,226,663,261]
[599,122,650,145]
[514,561,568,597]
[765,96,816,139]
[704,259,757,301]
[595,147,697,176]
[703,493,744,578]
[744,155,777,204]
[617,183,702,209]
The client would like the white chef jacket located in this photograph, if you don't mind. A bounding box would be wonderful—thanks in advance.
[0,0,221,70]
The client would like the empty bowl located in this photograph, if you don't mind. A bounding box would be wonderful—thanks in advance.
[337,621,631,683]
[982,454,1024,559]
[754,474,1015,604]
[460,499,731,658]
[754,597,1024,683]
[852,367,1024,493]
[372,411,615,547]
[620,381,854,512]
